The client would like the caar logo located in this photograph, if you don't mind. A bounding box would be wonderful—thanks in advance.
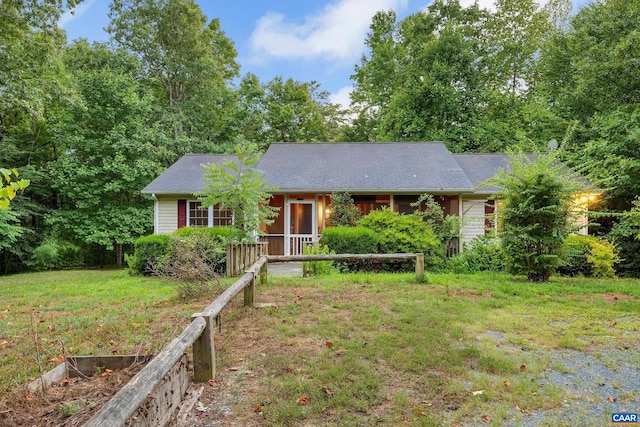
[612,413,638,426]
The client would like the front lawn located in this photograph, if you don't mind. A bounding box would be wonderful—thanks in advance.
[1,270,639,426]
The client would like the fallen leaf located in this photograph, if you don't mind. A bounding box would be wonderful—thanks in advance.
[100,369,113,377]
[25,395,33,401]
[254,404,262,414]
[531,391,538,396]
[607,397,617,402]
[229,367,239,371]
[503,380,511,387]
[283,367,293,373]
[111,349,119,355]
[47,355,64,364]
[296,396,309,405]
[520,364,527,372]
[196,402,209,412]
[452,424,460,427]
[208,379,222,387]
[47,325,54,331]
[482,415,491,423]
[412,405,427,416]
[321,386,334,395]
[472,390,485,396]
[325,341,334,349]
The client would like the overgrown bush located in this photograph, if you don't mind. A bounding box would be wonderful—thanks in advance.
[447,236,505,274]
[28,240,84,271]
[558,235,618,278]
[172,226,234,240]
[358,207,441,266]
[302,243,334,276]
[160,235,222,299]
[321,226,379,254]
[128,234,171,275]
[169,229,227,275]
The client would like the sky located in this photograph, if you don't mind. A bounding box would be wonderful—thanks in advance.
[60,0,591,109]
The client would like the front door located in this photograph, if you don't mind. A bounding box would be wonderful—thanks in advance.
[285,200,316,255]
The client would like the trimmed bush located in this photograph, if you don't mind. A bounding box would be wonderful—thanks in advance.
[558,235,618,278]
[358,208,441,266]
[172,226,235,240]
[129,234,171,275]
[321,226,379,254]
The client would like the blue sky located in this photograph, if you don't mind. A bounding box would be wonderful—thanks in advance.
[60,0,591,108]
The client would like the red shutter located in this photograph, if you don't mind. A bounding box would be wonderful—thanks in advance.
[178,199,187,229]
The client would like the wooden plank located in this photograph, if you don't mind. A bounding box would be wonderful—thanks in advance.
[176,385,204,427]
[27,362,67,394]
[192,315,216,382]
[83,317,206,427]
[127,354,189,427]
[192,272,253,319]
[267,253,417,263]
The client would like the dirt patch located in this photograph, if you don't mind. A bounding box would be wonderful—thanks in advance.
[599,293,632,302]
[0,362,146,427]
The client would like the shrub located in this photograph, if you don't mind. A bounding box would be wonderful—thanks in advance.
[448,236,505,274]
[169,229,227,275]
[173,226,235,241]
[559,235,618,278]
[328,191,361,227]
[487,151,583,281]
[358,208,441,266]
[128,234,171,275]
[29,240,84,271]
[302,243,334,276]
[321,226,378,254]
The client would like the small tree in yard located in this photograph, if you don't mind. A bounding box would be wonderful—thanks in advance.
[328,191,361,226]
[198,144,279,241]
[488,152,583,282]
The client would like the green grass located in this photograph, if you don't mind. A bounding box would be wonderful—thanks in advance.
[1,269,639,426]
[0,269,230,392]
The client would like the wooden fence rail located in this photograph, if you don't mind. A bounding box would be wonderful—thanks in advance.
[226,243,267,277]
[267,253,425,280]
[84,256,268,427]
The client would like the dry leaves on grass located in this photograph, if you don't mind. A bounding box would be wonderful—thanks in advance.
[296,396,309,405]
[503,380,511,387]
[482,414,492,423]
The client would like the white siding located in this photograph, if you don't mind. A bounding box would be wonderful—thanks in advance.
[460,199,486,249]
[157,196,179,234]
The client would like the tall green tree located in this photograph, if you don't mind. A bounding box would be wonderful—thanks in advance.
[48,42,161,266]
[107,0,240,159]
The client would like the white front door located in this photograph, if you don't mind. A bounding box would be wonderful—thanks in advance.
[285,200,316,255]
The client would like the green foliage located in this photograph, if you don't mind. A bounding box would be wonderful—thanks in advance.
[320,227,379,255]
[413,194,460,245]
[0,168,30,210]
[358,208,441,267]
[559,235,618,278]
[199,144,279,239]
[172,226,234,241]
[327,191,361,227]
[448,236,506,274]
[28,240,84,271]
[129,234,172,275]
[302,243,334,276]
[169,230,227,274]
[488,152,584,281]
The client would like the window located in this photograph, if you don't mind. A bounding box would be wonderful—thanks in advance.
[188,201,208,227]
[213,205,232,226]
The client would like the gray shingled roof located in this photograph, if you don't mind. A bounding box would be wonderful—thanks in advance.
[258,142,474,193]
[452,153,511,194]
[141,154,237,194]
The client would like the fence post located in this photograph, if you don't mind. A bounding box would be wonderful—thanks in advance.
[191,315,216,382]
[243,273,255,306]
[259,259,267,285]
[415,253,425,281]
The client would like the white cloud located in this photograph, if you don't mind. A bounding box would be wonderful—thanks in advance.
[59,0,97,28]
[329,86,354,110]
[249,0,409,63]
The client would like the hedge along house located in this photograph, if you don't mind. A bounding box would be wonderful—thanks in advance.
[141,142,595,256]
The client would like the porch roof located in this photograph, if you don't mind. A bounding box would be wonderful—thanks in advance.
[258,142,475,192]
[141,154,237,194]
